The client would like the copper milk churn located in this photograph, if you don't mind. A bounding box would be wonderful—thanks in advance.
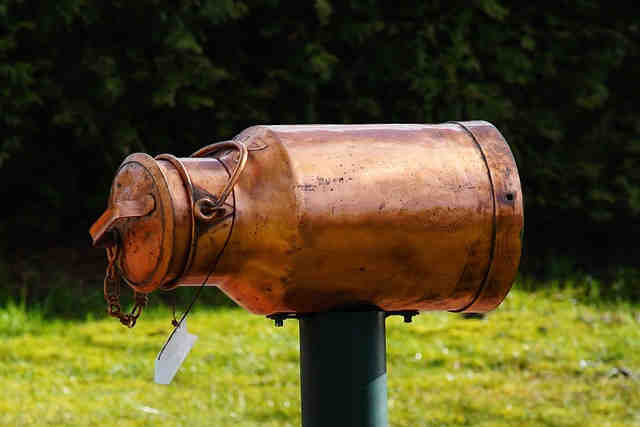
[90,121,524,316]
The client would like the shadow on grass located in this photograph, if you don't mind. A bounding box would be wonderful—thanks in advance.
[0,246,237,320]
[1,247,638,322]
[519,250,640,303]
[515,265,640,307]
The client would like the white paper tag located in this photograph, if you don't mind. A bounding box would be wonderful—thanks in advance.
[154,320,197,385]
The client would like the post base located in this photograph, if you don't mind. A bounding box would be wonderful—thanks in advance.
[299,310,387,427]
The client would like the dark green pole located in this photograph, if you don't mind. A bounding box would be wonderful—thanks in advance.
[298,310,388,427]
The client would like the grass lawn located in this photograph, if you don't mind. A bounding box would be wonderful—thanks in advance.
[0,285,638,426]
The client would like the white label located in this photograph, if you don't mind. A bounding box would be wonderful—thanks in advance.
[154,320,197,385]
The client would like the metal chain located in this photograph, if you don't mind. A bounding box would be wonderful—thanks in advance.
[103,240,148,328]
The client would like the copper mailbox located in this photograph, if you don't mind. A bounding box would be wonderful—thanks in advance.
[91,121,523,317]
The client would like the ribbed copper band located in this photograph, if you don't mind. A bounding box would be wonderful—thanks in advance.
[155,154,198,291]
[448,121,497,313]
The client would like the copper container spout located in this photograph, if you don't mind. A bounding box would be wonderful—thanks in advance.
[90,121,524,316]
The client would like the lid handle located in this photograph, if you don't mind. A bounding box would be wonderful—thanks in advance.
[89,195,155,247]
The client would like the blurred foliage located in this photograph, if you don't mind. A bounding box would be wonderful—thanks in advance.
[0,0,638,269]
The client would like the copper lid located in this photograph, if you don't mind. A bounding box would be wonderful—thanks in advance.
[90,153,187,293]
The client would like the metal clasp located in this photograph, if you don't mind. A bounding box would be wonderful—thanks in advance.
[191,141,248,223]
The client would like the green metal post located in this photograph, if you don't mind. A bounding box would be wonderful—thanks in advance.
[298,310,387,427]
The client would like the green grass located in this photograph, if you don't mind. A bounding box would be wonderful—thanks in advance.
[0,285,639,426]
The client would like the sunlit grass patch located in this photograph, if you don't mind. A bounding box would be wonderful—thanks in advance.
[0,286,638,426]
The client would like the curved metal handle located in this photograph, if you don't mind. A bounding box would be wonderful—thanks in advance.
[191,140,248,221]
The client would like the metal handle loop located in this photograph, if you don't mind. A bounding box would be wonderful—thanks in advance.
[191,141,248,211]
[194,198,228,222]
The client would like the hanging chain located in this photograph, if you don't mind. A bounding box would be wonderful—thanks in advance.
[103,240,148,328]
[171,292,179,327]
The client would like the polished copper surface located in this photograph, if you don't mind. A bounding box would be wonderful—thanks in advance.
[90,121,524,315]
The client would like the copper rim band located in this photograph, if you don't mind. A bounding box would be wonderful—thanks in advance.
[448,121,497,313]
[155,153,198,291]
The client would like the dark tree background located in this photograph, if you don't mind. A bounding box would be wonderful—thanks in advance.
[1,0,638,280]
